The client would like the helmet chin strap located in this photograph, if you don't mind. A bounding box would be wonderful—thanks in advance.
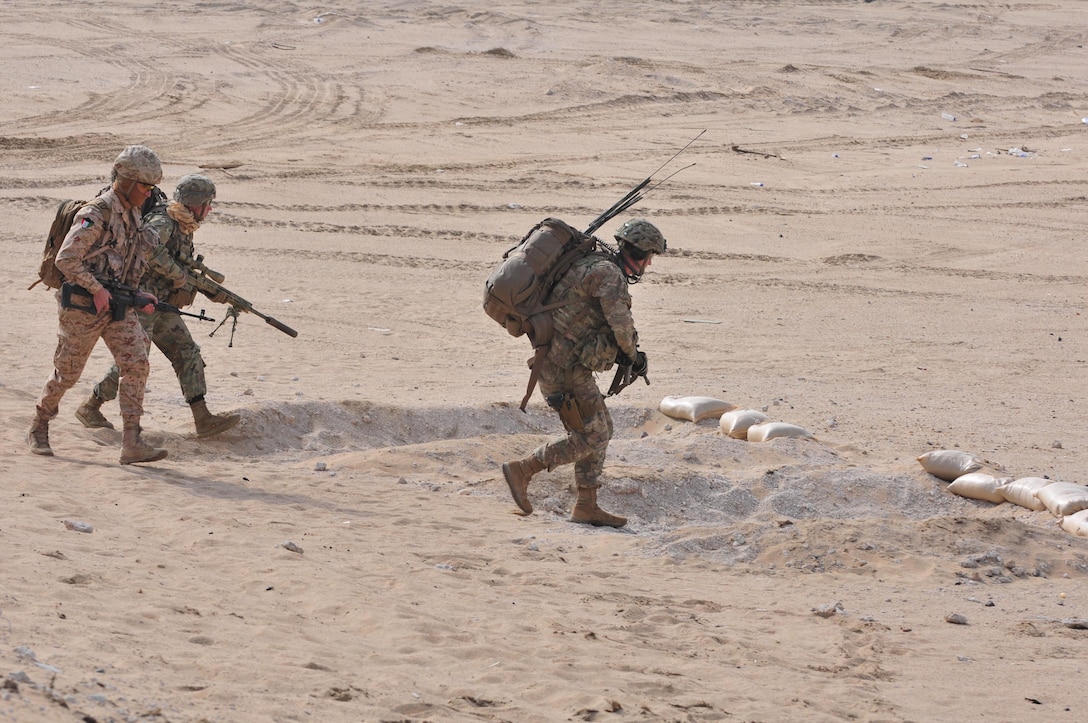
[114,178,140,209]
[599,237,644,282]
[617,248,644,284]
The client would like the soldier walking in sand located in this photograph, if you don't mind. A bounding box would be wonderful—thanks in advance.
[28,145,168,465]
[501,218,666,528]
[75,174,240,438]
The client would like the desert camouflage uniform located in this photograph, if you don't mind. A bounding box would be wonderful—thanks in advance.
[34,188,154,421]
[528,252,638,490]
[92,206,210,405]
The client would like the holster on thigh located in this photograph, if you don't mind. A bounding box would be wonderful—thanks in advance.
[545,391,585,433]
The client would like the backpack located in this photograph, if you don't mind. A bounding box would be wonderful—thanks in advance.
[29,196,111,291]
[483,217,600,409]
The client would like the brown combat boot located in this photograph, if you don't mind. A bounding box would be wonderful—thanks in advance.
[502,455,545,514]
[75,392,114,429]
[571,486,627,528]
[120,418,168,465]
[191,399,241,438]
[27,414,54,457]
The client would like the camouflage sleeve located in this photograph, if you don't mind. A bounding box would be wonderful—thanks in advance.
[129,226,158,288]
[54,204,109,294]
[585,260,639,359]
[145,216,190,289]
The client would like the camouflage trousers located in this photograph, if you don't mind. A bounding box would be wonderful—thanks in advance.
[532,361,613,489]
[35,301,150,420]
[94,309,207,405]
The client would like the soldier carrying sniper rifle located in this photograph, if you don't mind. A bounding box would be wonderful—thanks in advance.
[76,174,295,438]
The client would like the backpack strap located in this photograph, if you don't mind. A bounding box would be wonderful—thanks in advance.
[519,312,556,411]
[520,347,546,411]
[79,197,115,264]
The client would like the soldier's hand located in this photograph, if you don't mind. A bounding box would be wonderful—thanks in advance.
[135,291,158,314]
[93,287,112,315]
[632,351,649,377]
[208,289,231,305]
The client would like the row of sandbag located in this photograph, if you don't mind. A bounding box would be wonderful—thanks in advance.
[657,396,814,443]
[917,449,1088,537]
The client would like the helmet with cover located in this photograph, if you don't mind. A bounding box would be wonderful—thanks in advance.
[174,174,217,206]
[614,218,666,258]
[112,145,163,186]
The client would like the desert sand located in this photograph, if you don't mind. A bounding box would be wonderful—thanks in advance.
[3,1,1088,721]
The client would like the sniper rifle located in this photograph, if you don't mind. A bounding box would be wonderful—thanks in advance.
[177,256,299,344]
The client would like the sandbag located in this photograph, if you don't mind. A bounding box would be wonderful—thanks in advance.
[916,450,982,482]
[659,396,736,423]
[746,422,813,443]
[719,409,768,439]
[997,477,1053,511]
[947,472,1010,504]
[1036,482,1088,518]
[1060,509,1088,538]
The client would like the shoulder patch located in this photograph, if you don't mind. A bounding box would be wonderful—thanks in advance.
[80,218,95,229]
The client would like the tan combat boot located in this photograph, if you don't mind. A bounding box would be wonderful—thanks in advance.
[75,392,114,429]
[27,414,54,456]
[120,417,168,465]
[571,486,627,528]
[502,455,545,514]
[190,399,241,438]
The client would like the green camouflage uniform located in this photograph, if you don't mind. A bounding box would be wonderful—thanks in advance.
[35,188,155,420]
[93,206,210,405]
[529,252,639,490]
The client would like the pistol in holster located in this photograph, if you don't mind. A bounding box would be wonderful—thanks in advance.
[545,392,585,432]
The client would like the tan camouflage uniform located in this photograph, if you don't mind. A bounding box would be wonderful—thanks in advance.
[92,206,210,405]
[528,252,638,490]
[34,188,155,422]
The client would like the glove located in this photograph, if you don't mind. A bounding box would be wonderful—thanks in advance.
[631,351,648,377]
[206,289,231,305]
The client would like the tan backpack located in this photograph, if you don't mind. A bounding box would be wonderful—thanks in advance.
[483,217,601,409]
[29,197,111,290]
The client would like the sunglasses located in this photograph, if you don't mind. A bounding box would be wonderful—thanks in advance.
[626,245,660,261]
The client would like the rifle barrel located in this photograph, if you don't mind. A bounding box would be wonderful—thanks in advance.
[197,277,299,338]
[264,315,299,338]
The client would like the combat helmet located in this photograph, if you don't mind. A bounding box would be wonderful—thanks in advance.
[615,218,666,257]
[112,145,163,186]
[174,174,217,206]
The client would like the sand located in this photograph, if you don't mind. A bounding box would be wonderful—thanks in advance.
[2,1,1088,721]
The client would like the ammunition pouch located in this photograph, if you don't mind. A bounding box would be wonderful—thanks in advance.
[545,391,585,432]
[169,286,196,308]
[577,332,619,373]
